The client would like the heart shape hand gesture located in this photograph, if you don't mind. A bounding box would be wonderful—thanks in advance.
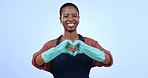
[42,39,105,63]
[58,39,87,56]
[60,39,105,62]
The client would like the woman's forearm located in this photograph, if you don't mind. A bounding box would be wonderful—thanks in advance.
[35,54,45,66]
[102,53,111,64]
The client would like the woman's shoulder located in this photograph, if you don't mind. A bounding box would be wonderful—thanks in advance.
[83,36,97,46]
[84,37,96,41]
[44,38,58,47]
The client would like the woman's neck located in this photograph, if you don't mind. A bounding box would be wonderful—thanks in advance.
[61,31,79,42]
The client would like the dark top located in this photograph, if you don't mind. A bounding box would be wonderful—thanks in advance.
[50,34,92,78]
[32,34,113,78]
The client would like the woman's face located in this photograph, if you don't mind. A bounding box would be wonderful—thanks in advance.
[60,6,79,32]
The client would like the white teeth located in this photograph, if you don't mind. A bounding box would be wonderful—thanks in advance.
[68,23,74,27]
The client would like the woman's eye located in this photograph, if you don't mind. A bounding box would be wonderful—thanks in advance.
[64,15,69,18]
[73,14,78,17]
[73,15,78,17]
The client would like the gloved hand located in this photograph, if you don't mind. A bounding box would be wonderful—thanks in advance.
[42,39,74,63]
[73,40,105,62]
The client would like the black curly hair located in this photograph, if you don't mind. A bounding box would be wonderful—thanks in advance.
[59,2,79,17]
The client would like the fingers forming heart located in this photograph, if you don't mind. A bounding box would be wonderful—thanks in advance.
[67,40,79,48]
[73,40,80,46]
[68,40,76,48]
[65,40,83,55]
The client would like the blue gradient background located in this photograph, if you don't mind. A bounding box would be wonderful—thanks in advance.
[0,0,148,78]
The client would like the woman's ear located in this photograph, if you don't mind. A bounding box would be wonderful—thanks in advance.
[59,17,62,24]
[78,16,80,23]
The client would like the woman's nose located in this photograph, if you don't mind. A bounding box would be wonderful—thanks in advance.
[68,18,73,21]
[68,15,74,20]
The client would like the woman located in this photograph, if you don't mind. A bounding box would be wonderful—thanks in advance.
[32,2,113,78]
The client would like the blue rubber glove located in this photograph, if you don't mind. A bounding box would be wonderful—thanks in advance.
[42,39,74,63]
[73,40,105,62]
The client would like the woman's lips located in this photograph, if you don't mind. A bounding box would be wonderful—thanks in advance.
[67,23,75,27]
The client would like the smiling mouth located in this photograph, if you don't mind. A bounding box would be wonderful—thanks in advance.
[67,23,75,27]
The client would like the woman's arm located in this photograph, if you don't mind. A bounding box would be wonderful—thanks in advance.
[32,40,57,71]
[32,44,49,69]
[35,53,45,66]
[93,41,113,67]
